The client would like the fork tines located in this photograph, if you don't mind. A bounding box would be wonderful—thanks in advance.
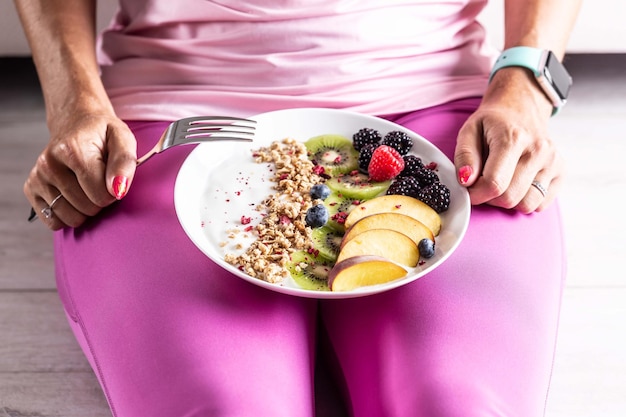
[182,116,256,139]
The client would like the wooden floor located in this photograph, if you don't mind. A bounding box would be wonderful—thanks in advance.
[1,55,625,417]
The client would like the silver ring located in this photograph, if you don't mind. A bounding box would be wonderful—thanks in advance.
[531,180,548,198]
[40,193,63,219]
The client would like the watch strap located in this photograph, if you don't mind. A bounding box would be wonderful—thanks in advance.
[489,46,544,81]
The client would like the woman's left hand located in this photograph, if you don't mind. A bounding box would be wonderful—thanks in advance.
[454,67,565,214]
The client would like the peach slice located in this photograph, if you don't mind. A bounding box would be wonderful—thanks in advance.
[328,255,408,291]
[335,229,420,268]
[341,212,434,249]
[344,194,442,236]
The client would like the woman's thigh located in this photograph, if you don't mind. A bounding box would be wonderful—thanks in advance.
[320,99,567,417]
[54,121,319,417]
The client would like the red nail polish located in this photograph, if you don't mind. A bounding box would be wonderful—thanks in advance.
[459,166,472,185]
[112,176,129,200]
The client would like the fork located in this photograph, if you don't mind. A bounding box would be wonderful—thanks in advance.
[137,115,256,165]
[28,115,256,222]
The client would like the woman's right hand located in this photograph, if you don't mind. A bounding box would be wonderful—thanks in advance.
[24,110,138,230]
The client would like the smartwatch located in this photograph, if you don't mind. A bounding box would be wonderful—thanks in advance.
[489,46,573,116]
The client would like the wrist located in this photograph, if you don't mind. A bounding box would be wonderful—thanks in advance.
[488,47,572,116]
[44,82,114,125]
[484,68,554,119]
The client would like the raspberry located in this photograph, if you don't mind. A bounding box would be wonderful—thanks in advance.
[413,167,439,187]
[398,155,424,177]
[367,145,405,182]
[417,182,451,213]
[357,143,378,172]
[386,176,420,198]
[312,165,325,175]
[352,128,382,151]
[381,131,413,155]
[331,211,348,225]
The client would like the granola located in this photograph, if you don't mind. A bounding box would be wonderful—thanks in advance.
[224,138,322,283]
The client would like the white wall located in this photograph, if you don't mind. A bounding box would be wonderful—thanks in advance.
[2,1,625,56]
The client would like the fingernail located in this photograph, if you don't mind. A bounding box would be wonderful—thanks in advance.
[112,176,129,200]
[459,165,472,185]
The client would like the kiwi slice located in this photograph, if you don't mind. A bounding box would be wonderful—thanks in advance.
[311,225,343,262]
[326,171,390,200]
[305,134,359,176]
[324,191,364,232]
[286,251,331,291]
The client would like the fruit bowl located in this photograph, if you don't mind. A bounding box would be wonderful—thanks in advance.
[174,108,470,299]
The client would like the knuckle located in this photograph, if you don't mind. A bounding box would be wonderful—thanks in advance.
[43,216,62,230]
[36,152,55,177]
[50,222,64,231]
[515,201,535,214]
[532,137,553,158]
[23,176,35,198]
[483,176,507,197]
[498,125,535,152]
[454,147,474,163]
[63,211,88,228]
[55,141,86,172]
[84,204,103,217]
[496,194,518,210]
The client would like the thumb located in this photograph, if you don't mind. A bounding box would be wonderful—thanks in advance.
[454,120,483,187]
[105,122,137,200]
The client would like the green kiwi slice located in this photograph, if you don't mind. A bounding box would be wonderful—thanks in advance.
[286,251,331,291]
[311,225,343,262]
[324,191,364,232]
[305,134,359,176]
[326,171,390,200]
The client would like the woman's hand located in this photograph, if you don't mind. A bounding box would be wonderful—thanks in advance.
[14,0,138,230]
[454,67,566,214]
[24,110,137,230]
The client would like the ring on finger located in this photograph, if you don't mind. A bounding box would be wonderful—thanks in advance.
[41,193,64,219]
[531,180,548,198]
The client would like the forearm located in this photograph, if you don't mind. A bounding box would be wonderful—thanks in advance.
[482,0,582,116]
[13,0,113,127]
[504,0,583,58]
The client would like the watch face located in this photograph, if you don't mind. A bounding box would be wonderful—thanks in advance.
[544,51,572,100]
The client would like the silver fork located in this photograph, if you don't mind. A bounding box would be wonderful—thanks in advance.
[137,115,256,165]
[29,115,256,222]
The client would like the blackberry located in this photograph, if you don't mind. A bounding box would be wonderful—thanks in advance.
[357,143,378,172]
[413,167,439,188]
[381,130,413,155]
[417,182,451,213]
[386,176,420,198]
[352,128,382,151]
[398,155,424,177]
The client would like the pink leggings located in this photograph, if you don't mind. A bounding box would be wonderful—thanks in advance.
[54,98,566,417]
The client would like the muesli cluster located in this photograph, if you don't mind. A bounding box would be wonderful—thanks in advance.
[223,138,322,283]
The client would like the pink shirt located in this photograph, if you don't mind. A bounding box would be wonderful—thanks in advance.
[98,0,497,121]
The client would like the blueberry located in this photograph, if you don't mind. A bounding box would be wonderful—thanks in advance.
[305,204,329,228]
[418,238,436,259]
[310,184,331,200]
